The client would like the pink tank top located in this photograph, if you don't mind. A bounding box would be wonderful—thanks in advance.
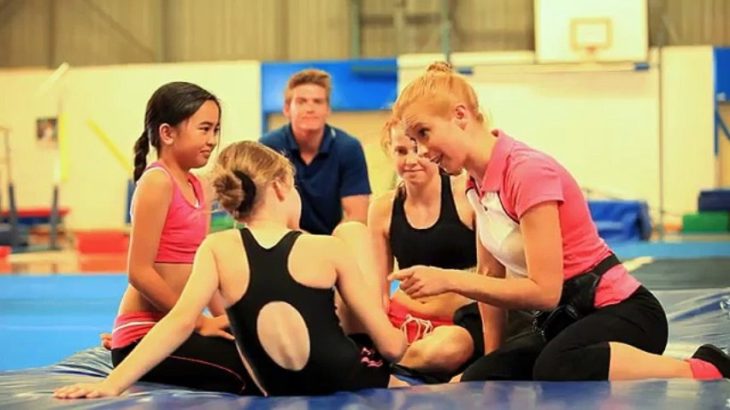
[135,162,208,264]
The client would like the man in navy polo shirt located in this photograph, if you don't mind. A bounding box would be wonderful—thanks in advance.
[260,69,371,234]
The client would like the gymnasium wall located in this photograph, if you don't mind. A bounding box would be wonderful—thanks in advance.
[4,0,730,68]
[469,66,660,207]
[0,69,60,220]
[0,46,722,230]
[660,47,715,219]
[719,105,730,187]
[0,61,261,229]
[399,46,715,223]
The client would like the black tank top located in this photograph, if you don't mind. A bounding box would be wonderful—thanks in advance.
[225,228,367,396]
[389,174,476,270]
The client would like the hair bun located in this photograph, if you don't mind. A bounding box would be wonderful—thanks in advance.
[233,170,257,214]
[212,172,243,214]
[426,61,454,74]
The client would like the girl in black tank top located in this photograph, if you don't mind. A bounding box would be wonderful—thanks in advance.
[369,121,480,381]
[389,172,476,270]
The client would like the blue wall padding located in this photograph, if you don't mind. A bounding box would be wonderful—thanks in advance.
[588,199,652,242]
[698,189,730,212]
[715,47,730,102]
[260,58,398,115]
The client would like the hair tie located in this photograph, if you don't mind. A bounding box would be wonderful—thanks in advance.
[233,170,256,214]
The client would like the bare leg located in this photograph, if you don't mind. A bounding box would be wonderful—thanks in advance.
[331,221,383,334]
[388,375,411,388]
[608,342,693,380]
[399,326,474,375]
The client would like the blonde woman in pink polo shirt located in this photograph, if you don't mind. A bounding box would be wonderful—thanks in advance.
[388,62,729,382]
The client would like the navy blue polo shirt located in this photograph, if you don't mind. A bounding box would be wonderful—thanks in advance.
[260,124,371,234]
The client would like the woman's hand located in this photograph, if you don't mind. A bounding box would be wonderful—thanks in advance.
[196,315,234,340]
[388,265,456,299]
[100,333,112,350]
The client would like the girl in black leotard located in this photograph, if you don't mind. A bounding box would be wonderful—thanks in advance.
[55,141,407,399]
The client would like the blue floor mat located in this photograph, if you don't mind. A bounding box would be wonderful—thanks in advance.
[0,372,727,409]
[2,274,728,371]
[1,249,729,408]
[0,275,124,370]
[611,240,730,260]
[630,258,730,290]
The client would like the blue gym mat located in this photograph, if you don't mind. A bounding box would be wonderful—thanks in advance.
[610,240,730,260]
[0,240,728,408]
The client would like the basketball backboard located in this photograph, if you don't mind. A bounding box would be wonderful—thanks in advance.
[535,0,649,64]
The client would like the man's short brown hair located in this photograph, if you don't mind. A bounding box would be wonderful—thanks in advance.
[284,69,332,105]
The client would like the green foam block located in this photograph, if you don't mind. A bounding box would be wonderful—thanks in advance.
[682,212,729,233]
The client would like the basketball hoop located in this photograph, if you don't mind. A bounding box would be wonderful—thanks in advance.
[570,18,611,64]
[583,45,598,63]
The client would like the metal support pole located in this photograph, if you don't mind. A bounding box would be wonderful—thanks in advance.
[47,0,56,67]
[439,0,452,63]
[158,0,169,62]
[657,46,665,240]
[393,0,406,55]
[0,128,19,249]
[49,185,59,250]
[654,1,678,240]
[277,0,289,60]
[349,0,361,58]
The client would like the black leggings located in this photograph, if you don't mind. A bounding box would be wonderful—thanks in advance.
[461,286,668,381]
[112,333,260,395]
[453,303,535,368]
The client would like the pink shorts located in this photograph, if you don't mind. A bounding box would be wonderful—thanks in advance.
[111,311,164,349]
[388,299,453,344]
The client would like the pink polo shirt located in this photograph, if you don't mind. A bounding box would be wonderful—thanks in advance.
[467,130,640,308]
